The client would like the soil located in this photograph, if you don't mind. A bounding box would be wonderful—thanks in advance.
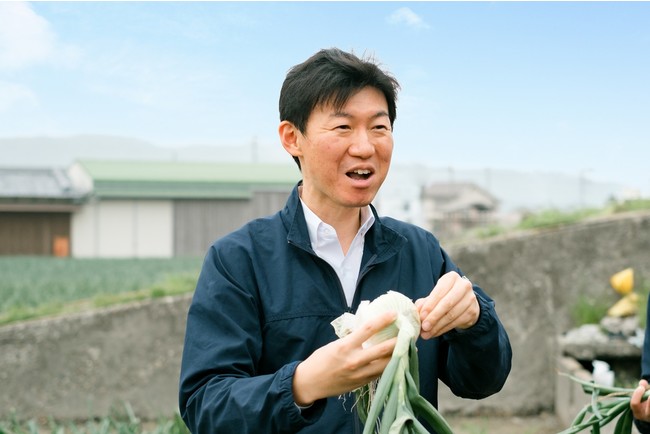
[445,413,565,434]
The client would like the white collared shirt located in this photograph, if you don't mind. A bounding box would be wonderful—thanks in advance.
[300,199,375,307]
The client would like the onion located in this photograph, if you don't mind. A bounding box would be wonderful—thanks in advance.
[331,291,453,434]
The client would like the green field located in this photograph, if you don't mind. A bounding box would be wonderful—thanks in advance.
[0,256,203,326]
[0,257,203,430]
[0,405,190,434]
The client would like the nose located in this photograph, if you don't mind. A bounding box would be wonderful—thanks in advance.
[348,130,375,159]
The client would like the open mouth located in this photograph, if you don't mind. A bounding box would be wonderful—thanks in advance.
[347,169,372,181]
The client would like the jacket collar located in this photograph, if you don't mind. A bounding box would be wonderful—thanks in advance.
[282,181,407,264]
[283,182,313,252]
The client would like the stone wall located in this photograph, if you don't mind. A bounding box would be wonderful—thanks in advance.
[439,210,650,416]
[1,210,649,420]
[0,295,191,420]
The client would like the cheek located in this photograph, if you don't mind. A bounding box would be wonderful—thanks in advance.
[321,142,338,157]
[378,140,394,162]
[316,141,347,166]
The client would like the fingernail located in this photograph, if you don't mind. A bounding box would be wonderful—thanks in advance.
[422,321,431,331]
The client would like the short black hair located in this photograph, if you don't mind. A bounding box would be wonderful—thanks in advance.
[279,48,400,168]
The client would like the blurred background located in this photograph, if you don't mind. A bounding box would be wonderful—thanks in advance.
[1,2,649,433]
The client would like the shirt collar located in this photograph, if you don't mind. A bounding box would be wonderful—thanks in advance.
[299,199,375,247]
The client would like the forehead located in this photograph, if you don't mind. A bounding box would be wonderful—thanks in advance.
[312,87,388,117]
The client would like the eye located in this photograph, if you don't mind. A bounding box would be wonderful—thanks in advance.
[335,124,351,130]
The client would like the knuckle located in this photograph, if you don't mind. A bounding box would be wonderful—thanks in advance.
[444,310,456,324]
[343,355,363,371]
[360,320,379,335]
[442,300,455,314]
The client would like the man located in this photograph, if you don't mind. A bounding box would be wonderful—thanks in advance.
[630,296,650,433]
[179,47,512,433]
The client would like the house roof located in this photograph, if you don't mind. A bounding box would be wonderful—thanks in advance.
[0,167,84,200]
[0,167,85,211]
[421,182,499,213]
[76,160,301,199]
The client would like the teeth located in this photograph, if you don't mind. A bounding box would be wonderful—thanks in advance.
[353,169,371,175]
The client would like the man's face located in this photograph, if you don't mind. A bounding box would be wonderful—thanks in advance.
[295,86,393,217]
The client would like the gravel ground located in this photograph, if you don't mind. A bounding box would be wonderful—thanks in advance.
[445,413,565,434]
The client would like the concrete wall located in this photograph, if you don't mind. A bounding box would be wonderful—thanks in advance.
[0,296,190,420]
[2,210,650,420]
[439,210,650,416]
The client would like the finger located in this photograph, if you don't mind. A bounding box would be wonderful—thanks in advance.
[363,336,398,364]
[423,293,475,338]
[417,272,458,315]
[631,383,646,415]
[420,280,468,335]
[350,353,395,387]
[346,310,397,347]
[449,291,480,331]
[418,271,470,319]
[643,399,650,419]
[633,380,650,411]
[345,336,397,386]
[424,297,463,336]
[422,279,478,339]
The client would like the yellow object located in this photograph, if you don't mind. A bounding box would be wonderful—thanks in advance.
[610,268,634,295]
[607,292,639,317]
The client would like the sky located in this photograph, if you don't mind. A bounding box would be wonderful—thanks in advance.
[0,1,649,194]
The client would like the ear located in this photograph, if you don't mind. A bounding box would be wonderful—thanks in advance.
[278,121,303,158]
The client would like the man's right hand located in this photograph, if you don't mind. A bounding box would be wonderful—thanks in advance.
[292,310,397,406]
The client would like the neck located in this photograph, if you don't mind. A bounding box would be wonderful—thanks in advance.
[298,186,363,253]
[333,210,361,256]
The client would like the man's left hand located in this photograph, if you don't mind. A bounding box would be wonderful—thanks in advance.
[414,271,480,339]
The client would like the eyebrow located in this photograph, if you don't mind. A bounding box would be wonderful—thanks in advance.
[329,110,390,120]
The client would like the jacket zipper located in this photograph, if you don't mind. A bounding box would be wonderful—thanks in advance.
[289,239,375,433]
[288,239,350,310]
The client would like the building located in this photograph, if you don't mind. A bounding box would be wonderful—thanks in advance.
[0,167,86,256]
[0,161,300,258]
[421,182,499,241]
[68,160,300,257]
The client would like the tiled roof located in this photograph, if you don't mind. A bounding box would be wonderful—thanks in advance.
[0,161,302,202]
[0,167,84,200]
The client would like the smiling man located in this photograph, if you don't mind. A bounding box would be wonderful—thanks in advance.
[179,48,512,434]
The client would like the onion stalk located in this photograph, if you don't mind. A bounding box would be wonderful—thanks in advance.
[331,290,454,434]
[558,372,650,434]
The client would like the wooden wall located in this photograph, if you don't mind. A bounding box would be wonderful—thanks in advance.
[173,190,291,257]
[0,212,71,256]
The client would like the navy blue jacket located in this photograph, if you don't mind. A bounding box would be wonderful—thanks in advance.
[179,183,512,434]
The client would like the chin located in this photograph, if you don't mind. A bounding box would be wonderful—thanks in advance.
[345,194,376,208]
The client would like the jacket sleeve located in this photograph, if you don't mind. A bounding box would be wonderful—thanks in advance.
[635,419,650,434]
[436,249,513,399]
[178,244,325,433]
